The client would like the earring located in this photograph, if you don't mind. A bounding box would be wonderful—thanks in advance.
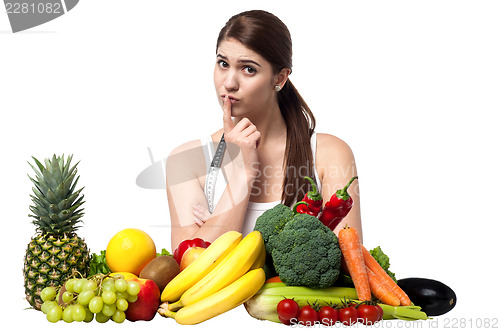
[274,85,281,92]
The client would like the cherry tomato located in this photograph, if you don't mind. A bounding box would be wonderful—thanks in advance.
[357,304,380,325]
[279,316,293,325]
[276,299,300,325]
[297,305,319,326]
[339,306,358,326]
[318,306,338,326]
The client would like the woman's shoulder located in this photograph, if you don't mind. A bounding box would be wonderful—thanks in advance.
[166,138,210,178]
[315,132,355,165]
[316,133,353,154]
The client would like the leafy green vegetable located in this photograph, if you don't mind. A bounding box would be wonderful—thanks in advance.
[369,246,397,283]
[89,250,110,276]
[156,248,171,257]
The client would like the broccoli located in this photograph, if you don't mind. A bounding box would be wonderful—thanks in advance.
[253,203,294,255]
[270,213,342,289]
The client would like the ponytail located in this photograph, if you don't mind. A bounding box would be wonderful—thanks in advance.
[278,80,316,207]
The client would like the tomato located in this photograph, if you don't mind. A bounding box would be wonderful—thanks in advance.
[376,304,384,321]
[339,306,358,326]
[357,304,380,325]
[297,305,319,326]
[279,316,293,325]
[318,306,338,326]
[276,299,300,325]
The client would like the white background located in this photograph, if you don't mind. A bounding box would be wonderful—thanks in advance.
[2,0,499,330]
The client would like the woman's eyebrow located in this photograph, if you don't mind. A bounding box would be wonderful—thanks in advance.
[216,54,261,67]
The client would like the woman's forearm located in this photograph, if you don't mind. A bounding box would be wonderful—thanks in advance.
[183,172,256,244]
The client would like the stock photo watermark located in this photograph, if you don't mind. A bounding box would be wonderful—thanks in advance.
[288,317,498,329]
[3,0,79,33]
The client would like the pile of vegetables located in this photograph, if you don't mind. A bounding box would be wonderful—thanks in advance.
[248,176,458,325]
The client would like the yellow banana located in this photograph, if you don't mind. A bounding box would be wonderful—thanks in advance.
[249,240,266,270]
[161,268,266,325]
[168,230,264,311]
[161,230,242,302]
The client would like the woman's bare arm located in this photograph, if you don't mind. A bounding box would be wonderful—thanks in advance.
[316,133,363,243]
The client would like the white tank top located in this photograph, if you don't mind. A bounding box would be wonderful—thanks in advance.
[202,132,321,236]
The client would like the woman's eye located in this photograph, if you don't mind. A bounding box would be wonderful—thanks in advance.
[243,66,256,74]
[218,60,229,69]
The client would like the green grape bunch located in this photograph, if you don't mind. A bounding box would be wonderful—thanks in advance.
[39,273,140,323]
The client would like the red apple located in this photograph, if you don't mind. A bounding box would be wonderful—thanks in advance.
[179,247,205,271]
[125,278,160,321]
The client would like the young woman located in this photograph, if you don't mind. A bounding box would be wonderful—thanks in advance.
[166,10,362,251]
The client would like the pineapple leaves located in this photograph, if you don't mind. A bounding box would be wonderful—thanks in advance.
[62,154,74,176]
[50,154,63,185]
[29,205,49,218]
[30,156,45,175]
[27,154,85,234]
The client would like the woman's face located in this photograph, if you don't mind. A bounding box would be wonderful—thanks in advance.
[214,38,279,118]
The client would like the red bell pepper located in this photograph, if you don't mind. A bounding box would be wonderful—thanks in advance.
[173,238,211,265]
[301,176,323,216]
[319,176,358,231]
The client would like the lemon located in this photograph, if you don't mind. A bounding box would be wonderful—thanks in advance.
[106,228,156,276]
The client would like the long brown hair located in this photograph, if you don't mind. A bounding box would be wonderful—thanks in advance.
[217,10,316,206]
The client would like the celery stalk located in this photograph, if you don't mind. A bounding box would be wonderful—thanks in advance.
[257,284,358,299]
[379,303,428,321]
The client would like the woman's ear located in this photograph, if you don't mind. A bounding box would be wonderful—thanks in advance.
[274,68,291,90]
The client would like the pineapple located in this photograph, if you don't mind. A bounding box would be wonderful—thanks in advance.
[23,154,90,310]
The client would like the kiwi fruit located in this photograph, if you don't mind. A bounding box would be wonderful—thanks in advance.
[139,255,180,292]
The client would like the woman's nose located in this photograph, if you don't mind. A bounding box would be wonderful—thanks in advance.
[223,71,239,91]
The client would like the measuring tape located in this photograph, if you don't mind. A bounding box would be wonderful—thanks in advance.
[205,133,226,213]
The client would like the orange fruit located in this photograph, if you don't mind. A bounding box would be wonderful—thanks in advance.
[106,228,157,276]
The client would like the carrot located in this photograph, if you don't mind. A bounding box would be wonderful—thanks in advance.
[366,266,400,306]
[338,225,371,301]
[265,276,282,283]
[361,245,412,306]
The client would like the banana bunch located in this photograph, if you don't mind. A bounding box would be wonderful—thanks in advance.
[158,230,266,325]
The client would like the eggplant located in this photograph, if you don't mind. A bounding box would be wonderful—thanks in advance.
[397,277,456,316]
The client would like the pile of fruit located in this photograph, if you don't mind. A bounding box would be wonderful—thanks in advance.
[23,154,456,326]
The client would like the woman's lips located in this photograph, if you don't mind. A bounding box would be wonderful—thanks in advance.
[221,94,240,104]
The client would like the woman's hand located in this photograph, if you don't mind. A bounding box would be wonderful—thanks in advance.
[222,96,261,179]
[193,204,211,226]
